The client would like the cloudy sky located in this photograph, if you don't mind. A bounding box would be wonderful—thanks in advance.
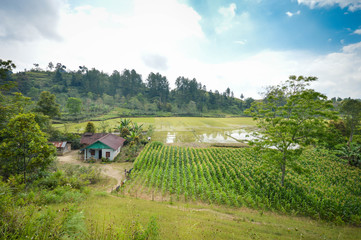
[1,0,360,99]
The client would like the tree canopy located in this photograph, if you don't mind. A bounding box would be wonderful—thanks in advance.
[0,113,56,184]
[66,97,82,115]
[85,122,96,133]
[35,91,61,118]
[246,76,336,186]
[340,99,361,146]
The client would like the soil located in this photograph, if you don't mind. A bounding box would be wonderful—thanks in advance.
[57,150,133,192]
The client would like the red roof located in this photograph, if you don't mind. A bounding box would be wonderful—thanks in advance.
[50,141,67,148]
[96,134,126,150]
[81,133,125,150]
[80,133,107,145]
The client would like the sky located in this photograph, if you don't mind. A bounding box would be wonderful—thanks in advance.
[0,0,360,99]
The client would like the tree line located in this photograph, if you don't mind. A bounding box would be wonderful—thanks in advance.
[8,62,255,118]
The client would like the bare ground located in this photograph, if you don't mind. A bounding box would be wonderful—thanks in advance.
[57,150,133,192]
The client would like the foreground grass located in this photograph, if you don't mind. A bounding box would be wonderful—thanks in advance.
[82,193,361,239]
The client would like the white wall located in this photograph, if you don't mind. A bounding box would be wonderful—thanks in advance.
[84,146,122,161]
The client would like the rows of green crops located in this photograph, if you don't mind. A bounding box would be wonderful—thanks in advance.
[129,143,361,224]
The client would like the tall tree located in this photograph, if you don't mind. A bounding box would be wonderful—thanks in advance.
[0,60,32,132]
[0,59,15,79]
[246,76,335,186]
[146,72,169,104]
[35,91,60,119]
[0,113,56,184]
[120,69,144,97]
[340,99,361,146]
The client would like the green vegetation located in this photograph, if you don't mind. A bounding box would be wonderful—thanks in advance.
[35,91,61,118]
[0,164,101,239]
[85,121,96,133]
[82,194,361,240]
[128,144,361,224]
[340,98,361,146]
[8,64,253,121]
[246,76,336,186]
[1,58,361,239]
[0,113,56,184]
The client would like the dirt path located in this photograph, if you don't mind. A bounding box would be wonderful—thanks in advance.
[57,150,133,192]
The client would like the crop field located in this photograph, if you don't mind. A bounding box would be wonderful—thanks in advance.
[127,143,361,224]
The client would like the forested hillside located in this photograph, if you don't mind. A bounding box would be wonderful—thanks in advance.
[7,63,256,120]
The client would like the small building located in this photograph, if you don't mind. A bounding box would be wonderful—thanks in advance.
[81,133,125,161]
[50,141,71,155]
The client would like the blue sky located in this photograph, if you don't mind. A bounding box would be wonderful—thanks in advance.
[190,0,361,58]
[0,0,360,98]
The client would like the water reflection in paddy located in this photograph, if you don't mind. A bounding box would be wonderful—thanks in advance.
[156,129,256,143]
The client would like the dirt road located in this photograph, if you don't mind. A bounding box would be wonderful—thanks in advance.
[57,150,133,192]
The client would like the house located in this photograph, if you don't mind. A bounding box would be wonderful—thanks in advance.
[50,141,71,155]
[80,133,108,146]
[81,133,126,161]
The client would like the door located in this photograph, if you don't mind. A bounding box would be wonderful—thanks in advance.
[99,149,102,159]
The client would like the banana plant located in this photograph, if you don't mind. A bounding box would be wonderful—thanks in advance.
[115,118,132,135]
[131,122,144,134]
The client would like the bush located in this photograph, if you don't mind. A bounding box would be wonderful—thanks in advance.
[101,157,111,164]
[85,157,97,163]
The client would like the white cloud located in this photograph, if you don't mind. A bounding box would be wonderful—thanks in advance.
[234,40,247,45]
[218,3,237,18]
[0,0,63,41]
[353,28,361,34]
[1,0,360,100]
[1,0,205,74]
[169,42,361,99]
[286,10,301,17]
[216,3,237,34]
[215,3,252,34]
[297,0,361,11]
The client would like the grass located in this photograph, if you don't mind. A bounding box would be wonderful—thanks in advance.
[81,193,361,239]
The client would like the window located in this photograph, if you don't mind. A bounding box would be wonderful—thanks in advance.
[90,149,95,156]
[106,152,110,158]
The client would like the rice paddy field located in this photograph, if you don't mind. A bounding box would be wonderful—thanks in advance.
[53,117,256,143]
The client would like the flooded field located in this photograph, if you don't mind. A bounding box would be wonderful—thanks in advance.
[153,128,257,143]
[54,117,256,144]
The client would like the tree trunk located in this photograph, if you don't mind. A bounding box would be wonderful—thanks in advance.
[281,163,286,187]
[23,155,26,186]
[348,128,354,147]
[281,153,286,187]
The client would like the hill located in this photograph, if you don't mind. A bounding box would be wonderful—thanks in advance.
[8,68,256,121]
